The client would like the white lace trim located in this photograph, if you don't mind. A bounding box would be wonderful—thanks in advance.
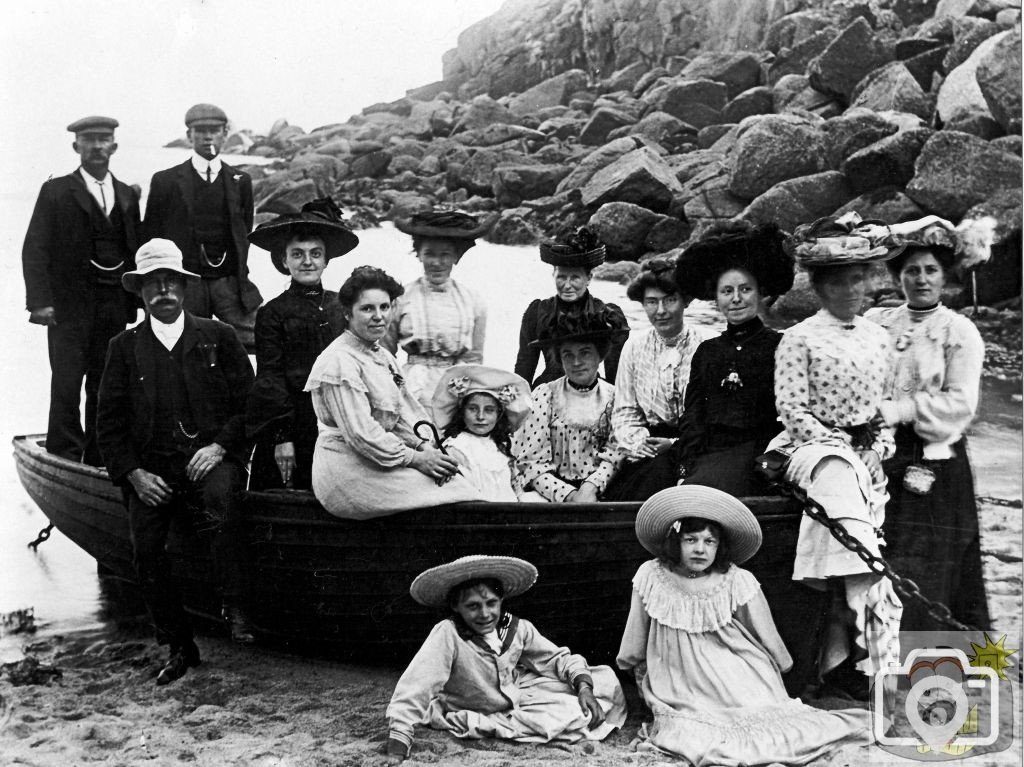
[632,561,759,632]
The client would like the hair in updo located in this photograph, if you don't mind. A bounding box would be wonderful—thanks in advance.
[885,244,956,280]
[446,577,506,610]
[337,265,404,311]
[626,257,690,303]
[659,517,731,573]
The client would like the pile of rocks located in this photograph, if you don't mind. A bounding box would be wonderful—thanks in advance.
[229,0,1021,307]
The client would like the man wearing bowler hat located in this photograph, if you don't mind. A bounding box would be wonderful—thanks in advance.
[97,239,256,685]
[143,103,262,348]
[22,115,141,465]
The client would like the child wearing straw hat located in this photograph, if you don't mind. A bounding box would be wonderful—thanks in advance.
[431,366,533,502]
[616,486,871,765]
[384,555,626,761]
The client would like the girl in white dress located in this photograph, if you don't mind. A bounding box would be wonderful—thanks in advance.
[432,366,533,502]
[617,486,872,766]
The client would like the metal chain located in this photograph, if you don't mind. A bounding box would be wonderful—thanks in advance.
[773,481,980,633]
[976,496,1022,508]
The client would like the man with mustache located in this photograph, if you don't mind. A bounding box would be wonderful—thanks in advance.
[96,239,256,684]
[143,103,262,349]
[22,116,141,465]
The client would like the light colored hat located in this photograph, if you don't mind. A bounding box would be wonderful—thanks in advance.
[431,365,533,432]
[636,486,763,563]
[122,239,200,294]
[787,211,904,268]
[409,555,538,607]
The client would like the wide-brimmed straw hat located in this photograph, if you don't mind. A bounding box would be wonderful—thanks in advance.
[876,214,997,278]
[122,239,200,294]
[394,210,498,242]
[528,308,630,354]
[675,222,793,300]
[248,197,359,274]
[431,365,533,432]
[539,227,607,270]
[409,555,538,607]
[636,486,763,563]
[786,212,905,269]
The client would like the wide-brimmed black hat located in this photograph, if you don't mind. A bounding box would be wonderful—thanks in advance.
[248,197,359,274]
[539,227,607,269]
[394,210,498,241]
[675,222,793,300]
[529,308,629,355]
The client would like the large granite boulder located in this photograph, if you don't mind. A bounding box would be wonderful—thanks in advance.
[581,146,684,213]
[833,187,927,222]
[448,147,535,196]
[678,52,762,99]
[766,28,838,86]
[626,111,694,147]
[642,78,729,129]
[556,136,643,194]
[349,150,391,179]
[849,62,932,119]
[900,44,950,92]
[601,61,649,93]
[580,107,638,145]
[728,115,827,199]
[587,201,663,260]
[842,128,934,193]
[508,69,590,117]
[943,17,1001,72]
[453,95,518,133]
[976,30,1022,133]
[936,30,1011,125]
[452,123,547,147]
[683,164,748,225]
[772,74,843,117]
[492,164,572,207]
[667,149,725,185]
[722,87,774,124]
[762,9,838,53]
[821,108,899,170]
[739,171,854,231]
[906,131,1021,218]
[808,17,895,102]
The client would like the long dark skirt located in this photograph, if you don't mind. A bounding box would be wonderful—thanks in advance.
[603,425,682,502]
[882,426,990,631]
[684,436,775,497]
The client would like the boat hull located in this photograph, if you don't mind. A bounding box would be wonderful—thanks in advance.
[13,434,826,678]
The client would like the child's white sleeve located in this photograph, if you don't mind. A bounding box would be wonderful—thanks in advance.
[386,621,457,749]
[734,587,793,674]
[517,619,592,688]
[615,586,651,672]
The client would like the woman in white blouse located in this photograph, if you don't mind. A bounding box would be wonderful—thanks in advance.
[385,211,495,410]
[866,217,991,632]
[513,312,628,502]
[306,266,480,519]
[768,213,902,697]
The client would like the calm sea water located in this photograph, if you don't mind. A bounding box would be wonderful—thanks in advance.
[0,144,1019,662]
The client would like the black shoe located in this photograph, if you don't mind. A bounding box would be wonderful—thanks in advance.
[222,603,256,644]
[156,642,201,686]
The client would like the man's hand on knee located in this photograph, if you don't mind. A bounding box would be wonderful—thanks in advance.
[128,468,173,507]
[187,443,226,483]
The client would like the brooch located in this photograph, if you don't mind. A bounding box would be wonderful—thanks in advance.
[895,331,913,352]
[720,370,743,391]
[389,365,405,388]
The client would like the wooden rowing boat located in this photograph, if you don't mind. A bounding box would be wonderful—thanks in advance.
[12,433,827,687]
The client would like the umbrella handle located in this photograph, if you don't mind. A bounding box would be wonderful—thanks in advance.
[413,420,456,486]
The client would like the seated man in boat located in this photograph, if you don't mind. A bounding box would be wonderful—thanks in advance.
[96,239,256,686]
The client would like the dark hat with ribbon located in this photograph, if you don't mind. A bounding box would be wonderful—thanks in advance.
[67,116,118,134]
[248,197,360,274]
[539,227,607,269]
[185,103,228,128]
[529,307,630,355]
[394,210,498,242]
[675,222,793,300]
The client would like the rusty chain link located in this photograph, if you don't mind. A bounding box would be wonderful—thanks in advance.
[773,481,980,633]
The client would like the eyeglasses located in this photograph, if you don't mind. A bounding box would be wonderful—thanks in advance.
[642,295,682,311]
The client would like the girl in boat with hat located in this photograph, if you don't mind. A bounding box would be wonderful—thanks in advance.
[603,258,712,501]
[512,311,629,502]
[514,228,629,388]
[616,486,871,765]
[767,213,902,695]
[431,365,533,502]
[864,215,994,632]
[244,197,358,490]
[384,210,496,410]
[305,266,480,519]
[673,222,793,496]
[384,555,626,762]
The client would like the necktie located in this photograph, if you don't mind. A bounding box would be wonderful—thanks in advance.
[206,165,212,183]
[97,180,108,215]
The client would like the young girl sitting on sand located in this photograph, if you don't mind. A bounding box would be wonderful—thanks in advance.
[384,555,626,761]
[432,366,532,502]
[617,486,872,766]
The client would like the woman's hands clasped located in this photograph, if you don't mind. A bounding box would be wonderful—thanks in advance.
[410,443,460,483]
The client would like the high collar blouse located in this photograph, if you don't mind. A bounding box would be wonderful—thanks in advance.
[385,276,486,363]
[611,325,709,455]
[865,303,983,460]
[774,309,894,457]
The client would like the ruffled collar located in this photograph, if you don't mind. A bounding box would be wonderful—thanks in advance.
[339,329,380,354]
[632,560,757,632]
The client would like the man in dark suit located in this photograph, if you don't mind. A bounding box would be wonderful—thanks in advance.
[143,103,262,348]
[22,115,141,464]
[97,239,256,685]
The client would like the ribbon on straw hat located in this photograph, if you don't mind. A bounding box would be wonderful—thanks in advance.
[409,555,538,607]
[430,365,533,432]
[787,212,905,267]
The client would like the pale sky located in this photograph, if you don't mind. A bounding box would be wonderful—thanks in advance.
[2,0,504,148]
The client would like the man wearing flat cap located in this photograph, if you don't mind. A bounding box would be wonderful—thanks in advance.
[96,239,256,684]
[22,116,141,464]
[143,103,262,348]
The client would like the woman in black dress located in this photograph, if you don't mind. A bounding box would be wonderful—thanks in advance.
[245,197,359,489]
[674,223,793,496]
[515,228,629,388]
